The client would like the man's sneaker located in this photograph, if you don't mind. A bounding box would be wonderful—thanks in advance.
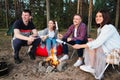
[80,65,95,74]
[59,55,69,62]
[14,57,22,64]
[28,52,36,60]
[73,59,82,67]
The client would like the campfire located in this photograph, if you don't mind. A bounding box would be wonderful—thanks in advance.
[45,48,59,67]
[40,48,67,73]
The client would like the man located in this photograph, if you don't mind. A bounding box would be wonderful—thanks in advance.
[58,14,87,67]
[12,9,41,64]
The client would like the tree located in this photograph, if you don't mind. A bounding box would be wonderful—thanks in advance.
[93,0,116,20]
[46,0,50,25]
[14,0,17,19]
[77,0,80,14]
[0,0,119,30]
[115,0,119,29]
[87,0,93,36]
[0,0,3,27]
[5,0,9,28]
[77,0,82,16]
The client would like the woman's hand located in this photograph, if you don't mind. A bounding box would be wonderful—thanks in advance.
[88,38,93,42]
[72,44,81,49]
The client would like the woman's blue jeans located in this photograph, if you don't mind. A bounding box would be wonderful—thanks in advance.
[46,38,57,55]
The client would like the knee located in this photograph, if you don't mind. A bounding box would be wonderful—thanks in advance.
[46,38,50,42]
[78,49,84,53]
[62,38,67,42]
[35,38,41,43]
[13,39,22,47]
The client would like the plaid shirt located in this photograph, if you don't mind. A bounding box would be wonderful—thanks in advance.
[63,22,87,41]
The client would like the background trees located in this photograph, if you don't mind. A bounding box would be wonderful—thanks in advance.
[0,0,120,34]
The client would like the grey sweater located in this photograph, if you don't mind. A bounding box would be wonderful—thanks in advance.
[38,28,58,38]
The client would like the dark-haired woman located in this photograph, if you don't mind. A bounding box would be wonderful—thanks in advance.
[41,20,58,56]
[73,10,120,78]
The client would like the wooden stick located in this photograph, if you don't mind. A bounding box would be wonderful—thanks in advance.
[56,39,72,47]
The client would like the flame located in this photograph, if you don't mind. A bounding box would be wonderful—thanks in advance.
[46,48,59,67]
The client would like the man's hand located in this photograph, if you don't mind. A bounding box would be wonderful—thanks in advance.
[57,33,63,39]
[72,44,81,49]
[27,36,36,45]
[67,38,72,42]
[41,35,48,41]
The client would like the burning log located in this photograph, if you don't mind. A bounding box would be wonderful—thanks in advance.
[41,48,67,73]
[45,48,59,68]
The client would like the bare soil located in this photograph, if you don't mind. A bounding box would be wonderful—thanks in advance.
[0,31,120,80]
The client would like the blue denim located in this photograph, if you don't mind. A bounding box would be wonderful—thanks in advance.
[46,37,57,55]
[62,38,87,57]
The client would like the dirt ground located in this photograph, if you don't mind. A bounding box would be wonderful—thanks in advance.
[0,31,120,80]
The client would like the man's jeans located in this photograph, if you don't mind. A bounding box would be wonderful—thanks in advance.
[13,38,41,58]
[62,38,87,57]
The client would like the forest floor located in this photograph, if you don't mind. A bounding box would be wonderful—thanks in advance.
[0,30,120,80]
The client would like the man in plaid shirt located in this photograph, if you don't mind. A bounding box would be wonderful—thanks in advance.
[58,14,87,67]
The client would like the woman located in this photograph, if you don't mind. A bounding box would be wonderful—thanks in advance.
[41,20,58,56]
[73,10,120,78]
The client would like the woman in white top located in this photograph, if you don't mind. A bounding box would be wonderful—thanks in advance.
[73,10,120,78]
[41,20,58,56]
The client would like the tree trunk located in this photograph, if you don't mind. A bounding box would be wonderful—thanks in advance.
[17,0,21,17]
[86,0,88,4]
[0,0,2,18]
[14,0,17,19]
[77,0,82,16]
[87,0,93,37]
[0,0,2,12]
[5,0,9,28]
[0,0,2,27]
[115,0,119,29]
[46,0,50,25]
[79,0,82,16]
[77,0,80,14]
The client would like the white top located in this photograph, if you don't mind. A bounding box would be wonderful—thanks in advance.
[48,30,55,38]
[87,24,120,53]
[74,28,77,37]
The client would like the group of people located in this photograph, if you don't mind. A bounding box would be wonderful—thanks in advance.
[12,9,120,78]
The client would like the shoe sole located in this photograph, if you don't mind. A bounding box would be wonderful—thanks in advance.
[80,66,95,74]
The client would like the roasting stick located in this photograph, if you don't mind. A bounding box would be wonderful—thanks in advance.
[56,39,72,47]
[55,21,58,31]
[55,22,72,47]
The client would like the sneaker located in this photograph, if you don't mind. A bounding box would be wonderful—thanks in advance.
[80,65,95,74]
[14,57,22,64]
[73,59,82,67]
[28,52,36,60]
[59,55,69,62]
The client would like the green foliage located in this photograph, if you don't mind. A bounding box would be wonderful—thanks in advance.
[93,0,116,25]
[0,0,120,30]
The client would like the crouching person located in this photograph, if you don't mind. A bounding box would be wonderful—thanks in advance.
[12,9,41,64]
